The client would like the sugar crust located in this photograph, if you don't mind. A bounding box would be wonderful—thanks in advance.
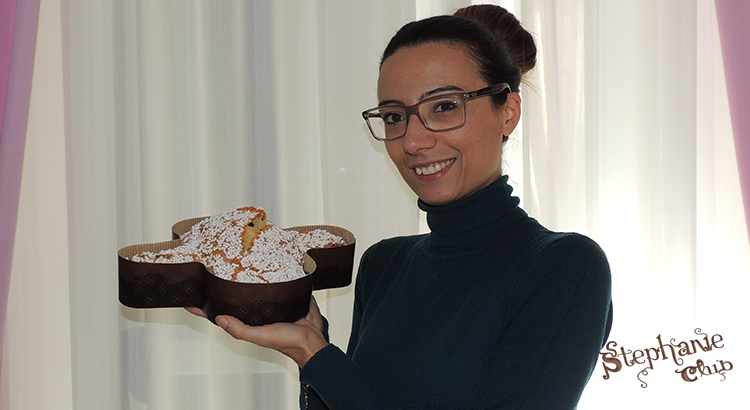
[131,207,345,283]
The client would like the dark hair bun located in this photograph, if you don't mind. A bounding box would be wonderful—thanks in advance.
[454,5,536,75]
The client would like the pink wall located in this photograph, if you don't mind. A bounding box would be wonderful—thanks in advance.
[0,0,17,143]
[0,0,40,376]
[715,0,750,242]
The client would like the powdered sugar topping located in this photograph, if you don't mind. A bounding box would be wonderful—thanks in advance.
[130,207,346,283]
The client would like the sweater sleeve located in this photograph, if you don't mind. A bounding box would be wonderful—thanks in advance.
[298,243,403,410]
[475,234,612,409]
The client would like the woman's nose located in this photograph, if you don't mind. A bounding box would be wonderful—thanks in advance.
[402,114,437,155]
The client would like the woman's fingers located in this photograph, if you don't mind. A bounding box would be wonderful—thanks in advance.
[215,314,326,367]
[215,314,267,342]
[307,296,325,333]
[185,298,328,367]
[184,307,208,319]
[216,315,309,347]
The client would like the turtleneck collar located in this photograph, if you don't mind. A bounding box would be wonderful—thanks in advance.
[417,175,527,250]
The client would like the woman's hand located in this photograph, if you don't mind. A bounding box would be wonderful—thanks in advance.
[185,296,328,368]
[184,306,208,319]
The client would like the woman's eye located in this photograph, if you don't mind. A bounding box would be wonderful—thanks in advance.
[382,111,405,125]
[432,100,459,113]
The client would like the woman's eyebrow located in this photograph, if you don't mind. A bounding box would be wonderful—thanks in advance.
[378,85,464,107]
[422,85,463,99]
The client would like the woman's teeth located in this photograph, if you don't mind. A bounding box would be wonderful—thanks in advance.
[415,159,455,176]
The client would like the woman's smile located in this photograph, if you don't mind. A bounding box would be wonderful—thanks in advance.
[413,158,456,177]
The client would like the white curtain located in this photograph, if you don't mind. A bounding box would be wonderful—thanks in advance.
[3,0,748,409]
[516,1,750,407]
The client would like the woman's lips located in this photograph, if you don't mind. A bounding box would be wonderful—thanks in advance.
[414,158,456,176]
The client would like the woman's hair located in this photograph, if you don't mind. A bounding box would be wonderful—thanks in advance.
[380,6,536,105]
[454,5,536,77]
[380,15,520,106]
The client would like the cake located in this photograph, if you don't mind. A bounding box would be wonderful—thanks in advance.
[130,207,346,283]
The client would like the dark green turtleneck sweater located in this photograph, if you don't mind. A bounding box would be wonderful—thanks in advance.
[300,176,612,409]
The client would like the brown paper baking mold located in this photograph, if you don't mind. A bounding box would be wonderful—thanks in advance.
[118,217,355,326]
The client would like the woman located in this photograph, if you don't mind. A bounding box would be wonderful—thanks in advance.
[193,6,612,409]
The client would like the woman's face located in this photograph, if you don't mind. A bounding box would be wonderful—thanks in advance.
[378,42,520,206]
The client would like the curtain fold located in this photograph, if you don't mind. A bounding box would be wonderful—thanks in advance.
[521,0,700,328]
[0,0,39,388]
[714,0,750,244]
[4,1,72,407]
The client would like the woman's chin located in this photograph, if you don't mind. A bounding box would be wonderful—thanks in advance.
[416,189,459,206]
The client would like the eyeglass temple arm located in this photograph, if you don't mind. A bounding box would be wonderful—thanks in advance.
[468,83,510,99]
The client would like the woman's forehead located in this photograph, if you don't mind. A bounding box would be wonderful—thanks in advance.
[377,42,483,101]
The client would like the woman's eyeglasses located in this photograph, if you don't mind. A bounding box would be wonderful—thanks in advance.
[362,83,510,141]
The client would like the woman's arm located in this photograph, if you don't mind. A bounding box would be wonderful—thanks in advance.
[475,234,613,409]
[299,242,405,410]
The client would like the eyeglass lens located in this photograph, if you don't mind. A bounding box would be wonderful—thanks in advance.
[369,95,466,140]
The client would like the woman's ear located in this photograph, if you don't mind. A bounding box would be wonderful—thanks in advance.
[500,92,521,137]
